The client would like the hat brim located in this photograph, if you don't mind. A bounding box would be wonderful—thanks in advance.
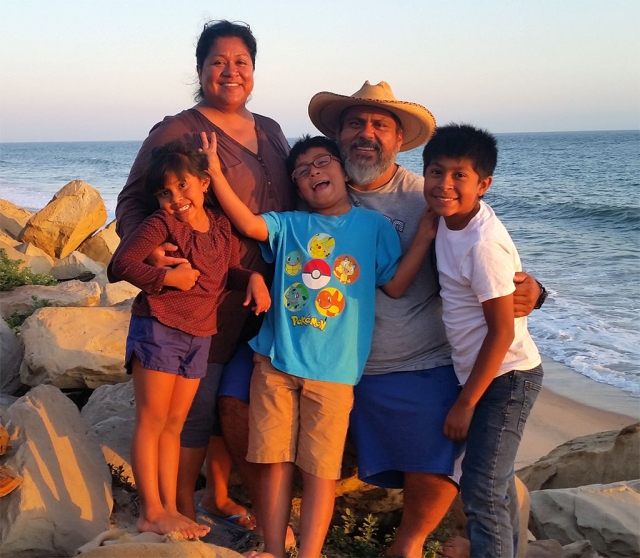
[308,92,436,152]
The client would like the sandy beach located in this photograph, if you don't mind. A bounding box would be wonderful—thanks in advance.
[515,355,640,470]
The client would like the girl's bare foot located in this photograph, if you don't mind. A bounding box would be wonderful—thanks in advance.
[442,536,470,558]
[137,509,210,539]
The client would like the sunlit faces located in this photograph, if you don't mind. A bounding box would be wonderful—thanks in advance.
[293,147,350,216]
[155,172,210,229]
[337,107,403,186]
[423,157,492,230]
[197,37,254,109]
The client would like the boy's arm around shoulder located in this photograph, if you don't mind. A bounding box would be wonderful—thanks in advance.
[201,131,268,241]
[381,207,438,298]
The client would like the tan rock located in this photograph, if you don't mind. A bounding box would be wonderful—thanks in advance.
[529,480,640,558]
[14,241,55,275]
[0,199,32,239]
[101,281,140,306]
[0,230,19,247]
[78,220,120,266]
[76,530,242,557]
[19,306,130,388]
[81,381,135,486]
[518,423,640,491]
[0,279,100,319]
[0,318,23,395]
[19,180,107,258]
[51,250,105,281]
[0,385,112,557]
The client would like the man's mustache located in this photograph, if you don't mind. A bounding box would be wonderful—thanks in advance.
[350,138,381,152]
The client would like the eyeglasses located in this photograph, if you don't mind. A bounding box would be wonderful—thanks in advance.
[291,154,339,181]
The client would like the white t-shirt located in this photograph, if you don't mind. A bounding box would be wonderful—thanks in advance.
[436,201,540,384]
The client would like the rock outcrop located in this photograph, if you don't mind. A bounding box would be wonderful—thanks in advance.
[0,279,101,319]
[19,306,130,388]
[529,480,640,558]
[0,319,23,395]
[19,180,107,259]
[518,423,640,491]
[51,250,105,281]
[78,220,120,266]
[0,199,33,239]
[81,381,135,485]
[0,385,113,557]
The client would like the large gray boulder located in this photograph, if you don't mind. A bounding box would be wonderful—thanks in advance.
[81,380,135,486]
[0,280,101,319]
[19,180,107,259]
[0,319,23,395]
[19,306,130,388]
[518,424,640,491]
[529,480,640,558]
[0,385,112,557]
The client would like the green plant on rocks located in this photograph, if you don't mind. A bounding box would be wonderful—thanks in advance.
[4,296,54,333]
[0,248,57,291]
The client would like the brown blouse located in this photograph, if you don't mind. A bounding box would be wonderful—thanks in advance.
[115,109,296,361]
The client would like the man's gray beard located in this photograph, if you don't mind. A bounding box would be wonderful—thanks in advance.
[341,145,399,187]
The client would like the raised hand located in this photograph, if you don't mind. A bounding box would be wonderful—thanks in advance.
[200,131,223,179]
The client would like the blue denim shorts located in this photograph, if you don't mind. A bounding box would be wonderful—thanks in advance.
[125,315,211,379]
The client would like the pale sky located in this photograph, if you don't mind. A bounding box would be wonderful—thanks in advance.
[1,0,638,142]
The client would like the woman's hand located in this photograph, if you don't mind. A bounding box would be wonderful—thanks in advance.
[244,273,271,315]
[200,131,223,180]
[144,242,190,268]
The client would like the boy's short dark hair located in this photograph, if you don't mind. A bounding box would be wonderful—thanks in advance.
[421,123,498,180]
[286,135,343,179]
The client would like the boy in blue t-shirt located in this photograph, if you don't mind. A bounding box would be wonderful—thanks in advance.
[202,132,436,558]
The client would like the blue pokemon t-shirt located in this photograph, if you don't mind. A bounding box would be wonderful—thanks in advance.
[249,207,401,385]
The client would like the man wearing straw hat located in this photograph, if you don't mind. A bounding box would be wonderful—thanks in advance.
[308,81,543,558]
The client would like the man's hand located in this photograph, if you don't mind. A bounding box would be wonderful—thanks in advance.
[513,272,540,318]
[244,273,271,315]
[443,399,475,442]
[144,242,190,268]
[164,262,200,291]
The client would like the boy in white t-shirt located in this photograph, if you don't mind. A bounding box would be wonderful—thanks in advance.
[422,123,543,558]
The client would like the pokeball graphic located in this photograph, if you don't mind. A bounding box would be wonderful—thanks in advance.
[302,259,332,290]
[315,287,345,317]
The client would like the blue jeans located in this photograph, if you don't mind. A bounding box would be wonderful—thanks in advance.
[460,365,543,557]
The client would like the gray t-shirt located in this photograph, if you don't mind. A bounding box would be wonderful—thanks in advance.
[348,165,452,374]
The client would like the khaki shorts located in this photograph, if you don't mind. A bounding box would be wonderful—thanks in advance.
[247,353,354,479]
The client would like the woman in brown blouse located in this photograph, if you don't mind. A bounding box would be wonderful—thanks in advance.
[115,20,296,535]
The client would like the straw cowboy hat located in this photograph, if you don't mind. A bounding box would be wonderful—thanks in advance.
[308,81,436,152]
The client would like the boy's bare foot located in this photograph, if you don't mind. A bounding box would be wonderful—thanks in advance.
[242,552,275,558]
[137,510,210,539]
[442,536,470,558]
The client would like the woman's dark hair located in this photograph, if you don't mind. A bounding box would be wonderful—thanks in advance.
[195,20,257,102]
[144,140,216,209]
[286,135,343,179]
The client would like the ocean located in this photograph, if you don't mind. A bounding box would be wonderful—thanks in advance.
[1,130,639,397]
